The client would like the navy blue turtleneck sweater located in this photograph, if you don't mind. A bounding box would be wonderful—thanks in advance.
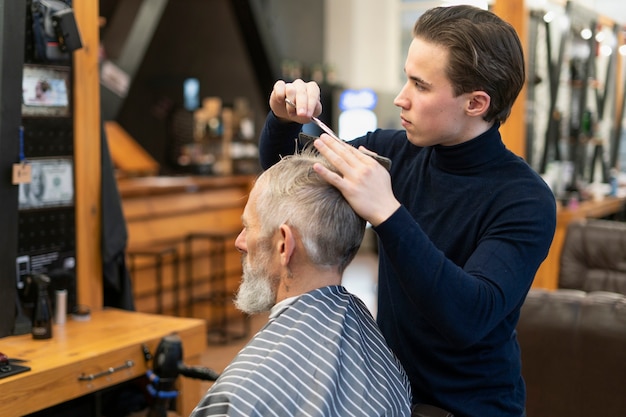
[259,113,556,417]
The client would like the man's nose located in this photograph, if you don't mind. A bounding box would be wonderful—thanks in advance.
[234,229,247,253]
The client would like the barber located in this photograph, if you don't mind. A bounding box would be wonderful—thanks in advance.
[258,5,556,417]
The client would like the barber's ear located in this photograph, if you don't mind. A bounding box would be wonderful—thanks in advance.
[466,91,490,117]
[278,224,296,266]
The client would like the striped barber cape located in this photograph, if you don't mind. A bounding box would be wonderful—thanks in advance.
[190,285,412,416]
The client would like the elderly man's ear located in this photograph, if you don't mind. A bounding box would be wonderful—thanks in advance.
[278,224,297,266]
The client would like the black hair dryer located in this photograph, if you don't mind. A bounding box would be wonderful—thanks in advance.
[146,334,220,417]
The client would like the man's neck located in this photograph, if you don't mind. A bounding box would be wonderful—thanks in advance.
[275,265,341,303]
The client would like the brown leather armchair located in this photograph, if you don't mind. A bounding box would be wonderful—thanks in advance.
[559,219,626,295]
[518,219,626,416]
[517,289,626,417]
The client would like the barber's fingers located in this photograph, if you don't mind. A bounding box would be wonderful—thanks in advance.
[272,80,287,97]
[296,81,322,118]
[269,80,289,119]
[270,79,321,123]
[310,138,353,197]
[313,135,399,225]
[285,79,322,119]
[313,134,377,173]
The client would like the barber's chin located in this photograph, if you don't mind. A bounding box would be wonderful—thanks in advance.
[405,132,424,147]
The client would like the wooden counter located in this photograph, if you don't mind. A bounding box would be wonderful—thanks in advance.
[118,176,253,250]
[533,196,626,289]
[0,309,206,417]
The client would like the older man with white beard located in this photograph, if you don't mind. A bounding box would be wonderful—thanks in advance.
[189,150,412,417]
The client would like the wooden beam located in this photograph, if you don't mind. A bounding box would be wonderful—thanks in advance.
[104,121,160,177]
[73,0,103,310]
[493,0,528,159]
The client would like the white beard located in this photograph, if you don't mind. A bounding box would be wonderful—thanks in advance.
[234,253,278,315]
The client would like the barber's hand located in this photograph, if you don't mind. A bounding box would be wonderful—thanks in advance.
[269,79,323,124]
[313,135,401,227]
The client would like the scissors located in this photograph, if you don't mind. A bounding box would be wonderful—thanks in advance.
[285,98,392,171]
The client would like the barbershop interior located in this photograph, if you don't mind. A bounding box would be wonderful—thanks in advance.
[2,0,626,416]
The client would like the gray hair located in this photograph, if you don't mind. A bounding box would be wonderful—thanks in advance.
[253,149,366,273]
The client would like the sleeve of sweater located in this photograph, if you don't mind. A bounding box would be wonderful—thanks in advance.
[258,111,377,170]
[374,197,556,347]
[259,111,304,169]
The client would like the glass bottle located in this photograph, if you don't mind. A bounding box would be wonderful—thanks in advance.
[32,274,52,339]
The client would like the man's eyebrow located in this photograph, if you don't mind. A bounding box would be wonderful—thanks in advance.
[409,74,432,87]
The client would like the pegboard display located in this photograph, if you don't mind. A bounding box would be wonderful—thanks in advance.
[16,0,77,311]
[18,208,75,254]
[21,117,74,157]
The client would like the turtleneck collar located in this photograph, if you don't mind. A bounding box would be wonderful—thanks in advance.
[431,122,506,174]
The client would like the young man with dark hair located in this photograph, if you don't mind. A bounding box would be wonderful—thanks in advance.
[259,5,556,416]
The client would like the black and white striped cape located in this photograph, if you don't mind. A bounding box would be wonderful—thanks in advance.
[190,285,412,417]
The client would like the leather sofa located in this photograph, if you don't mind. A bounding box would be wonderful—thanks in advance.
[517,289,626,416]
[517,219,626,416]
[559,219,626,295]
